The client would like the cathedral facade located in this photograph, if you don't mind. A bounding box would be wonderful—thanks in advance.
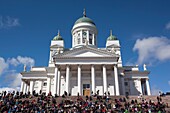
[20,11,151,96]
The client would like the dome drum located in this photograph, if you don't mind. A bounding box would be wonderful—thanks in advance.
[71,10,98,48]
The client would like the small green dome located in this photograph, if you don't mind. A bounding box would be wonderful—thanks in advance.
[53,31,63,40]
[74,16,95,25]
[107,30,118,40]
[107,35,118,40]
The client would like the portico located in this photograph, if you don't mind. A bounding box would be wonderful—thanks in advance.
[48,64,119,96]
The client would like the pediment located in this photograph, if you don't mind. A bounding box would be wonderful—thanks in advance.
[54,46,119,58]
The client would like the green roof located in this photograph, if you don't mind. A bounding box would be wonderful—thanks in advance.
[74,16,95,25]
[53,35,63,40]
[107,30,118,40]
[107,35,118,40]
[53,31,63,40]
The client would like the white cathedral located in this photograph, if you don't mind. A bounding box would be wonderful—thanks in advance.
[20,11,151,96]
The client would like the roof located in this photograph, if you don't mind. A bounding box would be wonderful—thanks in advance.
[53,45,120,59]
[53,30,63,40]
[107,30,118,40]
[74,16,95,25]
[107,35,118,40]
[74,9,95,25]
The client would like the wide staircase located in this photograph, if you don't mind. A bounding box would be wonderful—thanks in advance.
[24,95,170,111]
[54,95,170,111]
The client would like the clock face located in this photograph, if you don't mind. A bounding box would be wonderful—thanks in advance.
[83,31,87,37]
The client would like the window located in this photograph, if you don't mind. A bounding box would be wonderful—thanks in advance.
[83,38,86,43]
[124,82,128,86]
[125,92,129,96]
[82,31,87,38]
[77,38,80,44]
[83,84,90,89]
[43,82,47,86]
[89,38,92,44]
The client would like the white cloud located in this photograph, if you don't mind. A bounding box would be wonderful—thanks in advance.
[168,81,170,86]
[125,61,136,66]
[7,57,19,66]
[0,57,8,75]
[7,56,35,67]
[0,87,17,93]
[11,73,22,88]
[166,22,170,30]
[0,16,20,29]
[0,56,35,91]
[133,36,170,65]
[17,56,35,66]
[5,73,22,88]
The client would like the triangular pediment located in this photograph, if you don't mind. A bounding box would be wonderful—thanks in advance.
[54,46,119,58]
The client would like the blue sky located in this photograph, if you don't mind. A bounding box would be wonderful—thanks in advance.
[0,0,170,94]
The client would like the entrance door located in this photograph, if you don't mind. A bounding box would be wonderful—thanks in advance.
[83,84,90,96]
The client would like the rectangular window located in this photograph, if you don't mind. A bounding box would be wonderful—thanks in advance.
[43,82,47,86]
[78,38,80,44]
[83,38,86,43]
[89,38,92,44]
[124,82,128,86]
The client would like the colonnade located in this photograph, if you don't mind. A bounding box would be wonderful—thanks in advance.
[50,64,120,96]
[20,80,35,94]
[20,65,151,96]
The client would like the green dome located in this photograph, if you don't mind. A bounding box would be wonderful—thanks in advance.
[107,30,118,40]
[107,35,118,40]
[74,16,95,25]
[53,31,63,40]
[53,35,63,40]
[74,9,95,25]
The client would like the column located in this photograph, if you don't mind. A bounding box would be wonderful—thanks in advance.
[20,81,24,92]
[146,78,151,95]
[87,30,89,44]
[103,65,108,94]
[91,65,96,94]
[92,34,95,45]
[138,78,143,95]
[30,81,35,95]
[78,65,82,95]
[54,67,58,95]
[66,65,70,94]
[121,77,125,95]
[26,85,30,94]
[57,70,61,96]
[80,30,83,44]
[38,81,43,94]
[114,65,120,95]
[23,83,27,94]
[46,77,51,95]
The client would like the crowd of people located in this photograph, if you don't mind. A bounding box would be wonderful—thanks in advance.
[0,90,169,113]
